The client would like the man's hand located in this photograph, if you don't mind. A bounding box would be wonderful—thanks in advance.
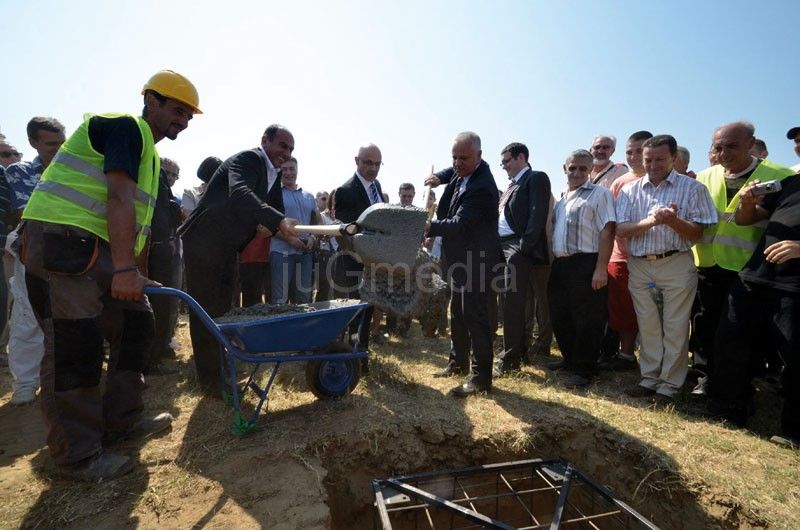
[764,240,800,264]
[591,267,608,290]
[304,235,317,251]
[112,270,161,301]
[279,217,299,239]
[424,174,441,188]
[739,180,763,206]
[287,236,307,251]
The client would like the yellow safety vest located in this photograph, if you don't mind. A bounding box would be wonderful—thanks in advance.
[23,113,159,255]
[692,160,794,270]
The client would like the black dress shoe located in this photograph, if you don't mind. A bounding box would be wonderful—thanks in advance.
[546,359,566,371]
[432,365,467,377]
[492,363,519,378]
[450,381,491,397]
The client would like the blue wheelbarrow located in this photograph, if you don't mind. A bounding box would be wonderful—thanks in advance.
[144,286,370,435]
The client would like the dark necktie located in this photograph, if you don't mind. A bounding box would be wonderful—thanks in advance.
[369,181,381,204]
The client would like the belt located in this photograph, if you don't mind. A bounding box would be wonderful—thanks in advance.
[634,249,681,261]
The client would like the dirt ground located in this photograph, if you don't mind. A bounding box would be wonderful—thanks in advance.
[1,315,799,529]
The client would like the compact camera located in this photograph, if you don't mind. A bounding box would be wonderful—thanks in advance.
[751,180,782,196]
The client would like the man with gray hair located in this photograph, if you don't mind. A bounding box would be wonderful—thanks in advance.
[425,132,502,396]
[547,149,616,389]
[590,135,629,188]
[690,122,795,394]
[674,146,696,178]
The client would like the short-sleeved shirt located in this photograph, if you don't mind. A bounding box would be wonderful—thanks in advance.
[0,167,12,241]
[4,156,44,210]
[270,187,317,255]
[739,173,800,293]
[616,169,717,257]
[591,161,629,189]
[609,171,642,262]
[552,180,616,257]
[88,115,143,182]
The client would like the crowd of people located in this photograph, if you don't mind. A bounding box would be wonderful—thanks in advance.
[1,69,798,481]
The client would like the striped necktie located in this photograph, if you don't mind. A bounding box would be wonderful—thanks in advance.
[498,179,518,213]
[369,181,381,204]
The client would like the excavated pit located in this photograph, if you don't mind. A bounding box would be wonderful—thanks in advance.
[316,426,757,530]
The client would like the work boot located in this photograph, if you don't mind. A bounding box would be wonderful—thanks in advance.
[104,412,174,445]
[57,452,134,482]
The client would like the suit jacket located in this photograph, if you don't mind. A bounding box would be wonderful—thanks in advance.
[502,168,551,264]
[428,160,501,286]
[334,174,386,223]
[179,147,284,256]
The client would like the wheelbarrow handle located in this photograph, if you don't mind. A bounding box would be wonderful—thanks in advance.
[294,223,359,237]
[143,286,234,351]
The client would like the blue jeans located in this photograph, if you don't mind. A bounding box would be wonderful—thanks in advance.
[270,252,313,304]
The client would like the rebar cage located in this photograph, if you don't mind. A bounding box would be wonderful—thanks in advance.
[373,458,660,530]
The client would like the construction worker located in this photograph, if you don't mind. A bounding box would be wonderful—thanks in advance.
[19,70,201,481]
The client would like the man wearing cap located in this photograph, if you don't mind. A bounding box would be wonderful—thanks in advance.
[787,126,800,172]
[20,70,202,481]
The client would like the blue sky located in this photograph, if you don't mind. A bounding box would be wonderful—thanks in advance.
[4,0,799,204]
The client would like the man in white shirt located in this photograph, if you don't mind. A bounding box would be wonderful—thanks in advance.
[548,149,616,389]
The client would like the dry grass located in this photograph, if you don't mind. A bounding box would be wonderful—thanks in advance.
[1,315,799,529]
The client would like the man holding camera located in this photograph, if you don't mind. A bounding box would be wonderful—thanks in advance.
[707,173,800,448]
[690,122,795,393]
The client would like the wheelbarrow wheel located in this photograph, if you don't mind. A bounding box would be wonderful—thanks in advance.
[305,343,362,399]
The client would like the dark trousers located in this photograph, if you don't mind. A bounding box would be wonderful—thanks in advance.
[548,253,607,377]
[147,240,182,370]
[183,244,237,391]
[239,261,271,306]
[499,242,534,368]
[23,221,153,464]
[314,251,334,302]
[710,279,800,439]
[692,265,738,370]
[331,252,372,349]
[525,264,553,356]
[447,282,494,386]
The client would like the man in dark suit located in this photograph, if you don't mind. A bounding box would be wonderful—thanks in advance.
[331,144,386,349]
[493,143,552,375]
[179,125,298,395]
[425,132,502,396]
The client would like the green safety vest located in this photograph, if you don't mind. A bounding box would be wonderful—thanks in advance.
[692,160,794,270]
[23,113,159,256]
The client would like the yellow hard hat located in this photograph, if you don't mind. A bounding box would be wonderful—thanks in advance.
[141,70,202,114]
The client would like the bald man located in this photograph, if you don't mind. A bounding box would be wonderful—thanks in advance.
[331,144,387,351]
[690,122,795,394]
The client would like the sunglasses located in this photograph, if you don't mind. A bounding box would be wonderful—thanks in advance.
[0,151,21,158]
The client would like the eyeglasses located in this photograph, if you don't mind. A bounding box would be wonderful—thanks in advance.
[500,157,514,167]
[317,197,328,201]
[0,151,21,158]
[164,171,180,179]
[358,159,383,168]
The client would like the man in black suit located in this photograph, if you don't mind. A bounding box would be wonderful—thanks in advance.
[425,132,502,396]
[493,143,552,375]
[179,125,298,395]
[331,144,386,349]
